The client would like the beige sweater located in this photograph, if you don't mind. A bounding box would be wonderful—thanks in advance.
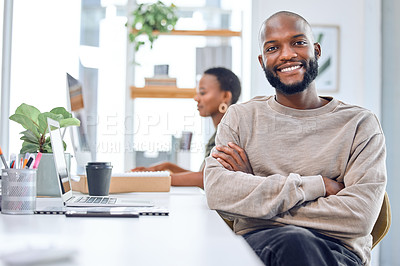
[204,96,387,265]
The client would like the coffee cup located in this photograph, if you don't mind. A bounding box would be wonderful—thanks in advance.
[85,162,113,196]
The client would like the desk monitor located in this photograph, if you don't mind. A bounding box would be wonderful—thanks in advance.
[66,73,93,174]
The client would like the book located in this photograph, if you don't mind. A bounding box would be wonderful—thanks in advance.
[145,77,177,87]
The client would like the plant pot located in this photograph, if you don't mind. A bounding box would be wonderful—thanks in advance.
[19,153,71,197]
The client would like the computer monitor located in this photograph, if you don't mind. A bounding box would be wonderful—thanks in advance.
[66,73,93,174]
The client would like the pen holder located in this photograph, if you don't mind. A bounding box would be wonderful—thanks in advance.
[1,169,37,215]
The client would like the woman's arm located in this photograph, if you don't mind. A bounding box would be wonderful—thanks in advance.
[171,171,204,189]
[131,161,188,173]
[132,162,204,188]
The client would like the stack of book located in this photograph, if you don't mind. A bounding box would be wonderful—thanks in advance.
[145,77,177,87]
[144,64,177,87]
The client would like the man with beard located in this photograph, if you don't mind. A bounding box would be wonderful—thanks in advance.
[203,11,386,266]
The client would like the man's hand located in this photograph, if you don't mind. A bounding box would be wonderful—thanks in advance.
[212,142,254,174]
[322,177,344,196]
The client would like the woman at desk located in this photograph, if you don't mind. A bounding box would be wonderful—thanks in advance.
[131,67,241,189]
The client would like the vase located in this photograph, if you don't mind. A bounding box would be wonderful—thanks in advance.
[19,153,71,197]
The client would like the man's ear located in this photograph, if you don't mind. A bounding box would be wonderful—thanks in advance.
[258,55,264,69]
[314,43,321,59]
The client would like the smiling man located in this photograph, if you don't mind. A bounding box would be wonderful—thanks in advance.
[204,11,387,266]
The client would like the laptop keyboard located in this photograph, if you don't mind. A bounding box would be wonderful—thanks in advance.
[75,196,117,204]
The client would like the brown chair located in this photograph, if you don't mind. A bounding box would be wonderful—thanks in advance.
[220,192,391,249]
[371,192,391,249]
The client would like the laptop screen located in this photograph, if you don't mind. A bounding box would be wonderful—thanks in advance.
[48,118,72,195]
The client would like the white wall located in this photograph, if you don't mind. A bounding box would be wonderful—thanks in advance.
[249,0,381,118]
[381,1,400,265]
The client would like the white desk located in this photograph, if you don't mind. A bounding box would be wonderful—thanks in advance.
[0,187,263,266]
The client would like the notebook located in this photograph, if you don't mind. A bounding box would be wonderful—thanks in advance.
[47,117,157,209]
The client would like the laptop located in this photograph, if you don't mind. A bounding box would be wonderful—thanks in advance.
[47,117,154,208]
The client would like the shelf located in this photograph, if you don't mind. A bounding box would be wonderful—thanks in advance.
[130,29,240,99]
[132,29,241,37]
[130,86,196,99]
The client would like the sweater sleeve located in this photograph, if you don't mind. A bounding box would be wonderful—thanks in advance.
[204,111,326,220]
[272,131,387,239]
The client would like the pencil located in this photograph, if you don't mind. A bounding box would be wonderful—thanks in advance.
[0,146,9,169]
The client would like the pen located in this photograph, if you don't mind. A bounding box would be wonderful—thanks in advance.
[0,146,9,169]
[9,153,16,168]
[32,152,42,169]
[25,155,35,169]
[22,153,30,169]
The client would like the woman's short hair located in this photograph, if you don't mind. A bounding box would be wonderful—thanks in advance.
[204,67,241,104]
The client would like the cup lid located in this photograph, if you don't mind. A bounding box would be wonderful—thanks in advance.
[86,162,112,167]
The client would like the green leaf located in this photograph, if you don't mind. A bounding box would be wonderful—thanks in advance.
[38,112,63,136]
[20,136,39,145]
[14,103,41,124]
[20,136,34,142]
[20,130,39,143]
[9,114,41,138]
[40,138,66,152]
[127,0,178,56]
[41,141,53,153]
[20,142,40,154]
[10,103,81,153]
[50,107,72,119]
[60,117,80,128]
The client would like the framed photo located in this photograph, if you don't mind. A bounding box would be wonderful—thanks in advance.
[312,25,340,93]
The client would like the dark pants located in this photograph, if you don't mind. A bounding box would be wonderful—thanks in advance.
[243,225,363,266]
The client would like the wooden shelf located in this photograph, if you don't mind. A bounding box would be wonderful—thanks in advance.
[130,86,196,99]
[130,29,240,99]
[132,29,241,37]
[161,29,241,37]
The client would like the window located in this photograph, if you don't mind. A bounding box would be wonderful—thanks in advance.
[7,1,80,158]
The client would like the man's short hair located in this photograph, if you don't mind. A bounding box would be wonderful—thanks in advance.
[258,11,314,50]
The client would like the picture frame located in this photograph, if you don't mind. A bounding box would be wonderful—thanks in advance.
[312,25,340,93]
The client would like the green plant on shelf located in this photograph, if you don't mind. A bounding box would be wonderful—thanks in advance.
[127,1,179,53]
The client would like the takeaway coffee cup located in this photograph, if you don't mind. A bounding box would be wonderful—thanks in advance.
[85,162,113,196]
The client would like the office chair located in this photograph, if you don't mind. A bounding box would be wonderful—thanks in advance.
[371,192,391,249]
[221,192,391,249]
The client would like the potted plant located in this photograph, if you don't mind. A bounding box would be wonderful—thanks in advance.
[9,103,80,196]
[127,1,179,53]
[9,103,80,153]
